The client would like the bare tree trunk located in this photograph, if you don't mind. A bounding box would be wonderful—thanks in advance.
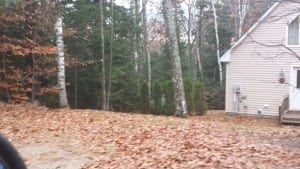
[196,4,204,80]
[196,29,203,79]
[99,0,107,110]
[237,0,251,38]
[31,55,37,102]
[238,0,244,38]
[55,16,68,107]
[1,55,10,102]
[107,0,114,110]
[146,46,151,100]
[231,0,239,39]
[133,0,141,91]
[212,1,223,87]
[142,0,151,100]
[163,0,187,117]
[30,32,36,102]
[25,1,37,103]
[74,56,78,108]
[186,0,194,79]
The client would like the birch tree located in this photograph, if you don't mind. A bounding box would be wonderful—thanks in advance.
[99,0,107,110]
[131,0,141,90]
[212,1,223,86]
[237,0,252,38]
[142,0,152,100]
[106,0,114,110]
[185,0,195,79]
[55,1,68,107]
[163,0,187,117]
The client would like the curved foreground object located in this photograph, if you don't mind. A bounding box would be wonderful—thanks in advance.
[0,135,26,169]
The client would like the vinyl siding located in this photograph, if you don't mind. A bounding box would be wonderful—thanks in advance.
[225,2,300,116]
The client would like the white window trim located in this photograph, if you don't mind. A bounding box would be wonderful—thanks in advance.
[286,18,300,47]
[289,65,300,110]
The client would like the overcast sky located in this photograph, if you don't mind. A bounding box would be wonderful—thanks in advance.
[113,0,194,35]
[115,0,131,8]
[115,0,163,18]
[115,0,161,10]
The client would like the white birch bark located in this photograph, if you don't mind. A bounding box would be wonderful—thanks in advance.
[237,0,251,38]
[55,16,68,107]
[132,0,140,90]
[133,0,139,73]
[196,6,204,79]
[163,0,187,116]
[186,0,194,79]
[196,33,203,79]
[107,0,114,110]
[99,0,107,110]
[142,0,151,100]
[212,1,223,86]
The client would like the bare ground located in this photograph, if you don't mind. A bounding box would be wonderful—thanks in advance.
[0,103,299,169]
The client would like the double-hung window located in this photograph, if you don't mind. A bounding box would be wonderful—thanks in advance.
[287,17,300,46]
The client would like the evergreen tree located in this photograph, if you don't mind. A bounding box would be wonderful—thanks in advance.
[151,81,162,114]
[194,82,207,115]
[184,79,195,114]
[139,82,150,113]
[162,81,175,115]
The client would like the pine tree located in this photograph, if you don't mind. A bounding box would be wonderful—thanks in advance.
[139,82,150,113]
[194,82,207,115]
[184,79,194,114]
[152,81,162,114]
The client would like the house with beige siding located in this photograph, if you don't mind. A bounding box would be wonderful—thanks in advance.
[220,1,300,122]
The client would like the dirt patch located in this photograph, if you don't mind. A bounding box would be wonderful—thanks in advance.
[17,142,90,169]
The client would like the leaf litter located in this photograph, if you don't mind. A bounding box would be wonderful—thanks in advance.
[0,103,299,169]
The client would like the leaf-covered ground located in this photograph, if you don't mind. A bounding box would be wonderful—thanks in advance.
[0,103,299,169]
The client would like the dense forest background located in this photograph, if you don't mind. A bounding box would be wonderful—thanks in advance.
[0,0,275,115]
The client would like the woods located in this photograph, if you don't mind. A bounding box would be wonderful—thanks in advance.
[1,1,300,169]
[0,0,274,114]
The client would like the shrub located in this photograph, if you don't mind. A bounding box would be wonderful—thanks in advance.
[41,93,60,108]
[206,86,225,110]
[194,82,207,115]
[151,81,162,114]
[139,82,150,113]
[162,81,175,115]
[184,79,195,113]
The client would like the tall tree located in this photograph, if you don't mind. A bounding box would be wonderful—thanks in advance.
[142,0,151,100]
[0,0,57,104]
[212,1,223,86]
[237,0,252,38]
[163,0,187,117]
[55,1,68,107]
[106,0,114,110]
[184,0,195,80]
[195,0,206,79]
[99,0,107,110]
[132,0,141,90]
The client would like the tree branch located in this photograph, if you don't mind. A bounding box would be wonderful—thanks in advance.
[249,36,300,60]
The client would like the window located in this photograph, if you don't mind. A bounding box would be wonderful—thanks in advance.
[288,18,299,45]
